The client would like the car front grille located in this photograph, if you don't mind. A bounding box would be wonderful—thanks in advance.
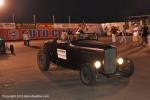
[104,48,117,74]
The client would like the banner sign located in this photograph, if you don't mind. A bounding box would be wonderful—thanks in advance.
[0,29,20,41]
[8,29,20,40]
[0,23,107,41]
[0,23,15,29]
[0,30,9,40]
[0,29,52,41]
[36,23,53,29]
[53,23,78,29]
[16,23,35,29]
[19,29,52,40]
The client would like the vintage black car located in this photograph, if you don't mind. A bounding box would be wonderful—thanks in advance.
[0,37,14,54]
[37,33,134,85]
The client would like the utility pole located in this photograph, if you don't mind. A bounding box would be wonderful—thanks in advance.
[12,13,15,23]
[52,15,56,38]
[52,15,55,24]
[68,16,71,28]
[33,14,36,28]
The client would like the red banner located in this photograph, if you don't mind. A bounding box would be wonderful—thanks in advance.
[18,29,52,40]
[0,23,15,29]
[0,29,53,41]
[0,29,20,41]
[0,23,104,41]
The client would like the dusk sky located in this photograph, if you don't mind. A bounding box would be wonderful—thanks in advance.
[0,0,150,23]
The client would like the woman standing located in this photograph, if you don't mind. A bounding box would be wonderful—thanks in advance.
[133,24,140,47]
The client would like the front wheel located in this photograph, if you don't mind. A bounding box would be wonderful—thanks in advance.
[122,58,134,77]
[80,64,96,85]
[37,49,50,71]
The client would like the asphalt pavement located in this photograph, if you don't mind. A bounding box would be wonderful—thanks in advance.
[0,37,150,100]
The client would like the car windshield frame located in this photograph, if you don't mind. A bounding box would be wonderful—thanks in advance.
[68,33,98,43]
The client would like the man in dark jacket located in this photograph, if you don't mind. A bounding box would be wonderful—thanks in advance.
[111,26,118,43]
[141,24,149,46]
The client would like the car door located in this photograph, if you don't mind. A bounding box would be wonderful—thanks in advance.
[56,42,71,66]
[69,45,81,68]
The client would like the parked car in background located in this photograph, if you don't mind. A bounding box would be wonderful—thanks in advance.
[0,37,14,55]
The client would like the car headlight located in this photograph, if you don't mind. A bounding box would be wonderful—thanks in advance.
[117,58,124,65]
[94,61,101,69]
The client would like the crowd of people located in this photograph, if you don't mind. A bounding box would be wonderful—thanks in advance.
[21,23,150,49]
[104,23,150,48]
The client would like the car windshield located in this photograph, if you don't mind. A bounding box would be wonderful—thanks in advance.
[69,33,98,42]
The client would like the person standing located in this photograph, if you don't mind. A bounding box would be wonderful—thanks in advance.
[120,24,127,44]
[141,24,149,46]
[104,26,108,36]
[133,24,140,47]
[76,28,84,40]
[111,26,117,43]
[23,31,30,46]
[147,34,150,48]
[23,32,26,46]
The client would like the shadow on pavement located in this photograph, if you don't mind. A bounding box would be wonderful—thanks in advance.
[145,49,150,54]
[29,45,41,49]
[41,68,129,98]
[118,44,133,53]
[0,53,15,60]
[125,47,145,55]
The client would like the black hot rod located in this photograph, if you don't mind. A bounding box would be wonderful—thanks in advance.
[37,32,134,85]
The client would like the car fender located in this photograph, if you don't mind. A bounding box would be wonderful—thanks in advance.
[43,40,57,62]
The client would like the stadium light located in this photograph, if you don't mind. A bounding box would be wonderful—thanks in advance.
[0,0,4,7]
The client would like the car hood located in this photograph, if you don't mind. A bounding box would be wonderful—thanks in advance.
[72,40,115,50]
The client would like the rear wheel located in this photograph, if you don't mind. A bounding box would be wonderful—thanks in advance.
[80,64,96,85]
[37,49,50,71]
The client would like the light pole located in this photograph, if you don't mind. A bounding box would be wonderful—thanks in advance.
[0,0,4,7]
[12,13,15,23]
[33,14,36,28]
[0,0,4,23]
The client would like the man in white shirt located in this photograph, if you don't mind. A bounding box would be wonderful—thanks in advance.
[23,31,30,46]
